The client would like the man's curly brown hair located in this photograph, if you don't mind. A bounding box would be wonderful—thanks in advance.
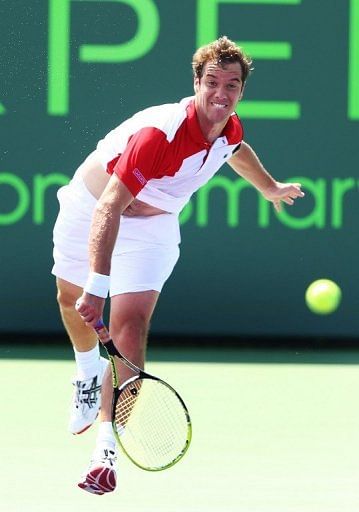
[192,36,253,85]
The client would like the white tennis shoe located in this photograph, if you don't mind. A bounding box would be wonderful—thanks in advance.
[78,447,117,495]
[68,357,108,435]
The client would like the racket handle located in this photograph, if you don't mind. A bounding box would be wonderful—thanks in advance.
[94,320,111,343]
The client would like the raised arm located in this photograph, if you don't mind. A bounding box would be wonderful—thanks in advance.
[228,141,304,211]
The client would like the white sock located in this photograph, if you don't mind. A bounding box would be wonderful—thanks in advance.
[73,344,100,380]
[96,421,116,451]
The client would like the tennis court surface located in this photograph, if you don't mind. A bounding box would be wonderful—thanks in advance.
[1,342,359,512]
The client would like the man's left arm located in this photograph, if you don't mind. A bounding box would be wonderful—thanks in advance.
[228,141,304,211]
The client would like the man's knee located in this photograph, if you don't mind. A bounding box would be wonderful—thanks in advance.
[117,316,150,343]
[56,279,82,311]
[110,291,158,344]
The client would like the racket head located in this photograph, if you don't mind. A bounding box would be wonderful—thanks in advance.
[112,375,192,471]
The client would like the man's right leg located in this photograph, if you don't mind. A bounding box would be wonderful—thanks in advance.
[78,289,159,495]
[56,277,108,434]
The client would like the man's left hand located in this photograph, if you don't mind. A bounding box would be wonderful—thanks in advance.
[262,181,305,212]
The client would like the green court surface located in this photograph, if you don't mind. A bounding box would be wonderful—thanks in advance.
[1,344,359,512]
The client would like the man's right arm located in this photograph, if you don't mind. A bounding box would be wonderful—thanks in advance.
[89,174,134,275]
[76,174,134,326]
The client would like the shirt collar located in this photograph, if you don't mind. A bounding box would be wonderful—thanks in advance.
[186,99,210,148]
[185,99,240,147]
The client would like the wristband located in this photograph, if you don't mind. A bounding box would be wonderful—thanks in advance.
[84,272,110,298]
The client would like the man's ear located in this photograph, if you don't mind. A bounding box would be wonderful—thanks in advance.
[194,77,200,93]
[238,83,246,101]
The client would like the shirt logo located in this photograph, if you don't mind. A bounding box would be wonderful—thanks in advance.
[133,168,147,186]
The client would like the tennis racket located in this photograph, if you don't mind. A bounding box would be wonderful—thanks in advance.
[94,320,192,471]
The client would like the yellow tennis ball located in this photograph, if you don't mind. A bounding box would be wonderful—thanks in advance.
[305,279,342,315]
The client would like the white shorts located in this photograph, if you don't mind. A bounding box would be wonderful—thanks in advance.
[52,175,181,296]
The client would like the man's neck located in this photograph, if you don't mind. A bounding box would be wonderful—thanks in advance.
[195,110,227,144]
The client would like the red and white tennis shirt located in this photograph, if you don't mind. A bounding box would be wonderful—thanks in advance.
[96,96,243,214]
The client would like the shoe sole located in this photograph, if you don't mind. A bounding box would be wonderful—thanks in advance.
[72,412,99,435]
[78,466,116,495]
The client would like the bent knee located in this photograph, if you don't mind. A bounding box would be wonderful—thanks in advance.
[56,279,82,310]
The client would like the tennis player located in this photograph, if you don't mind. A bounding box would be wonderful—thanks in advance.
[52,36,304,494]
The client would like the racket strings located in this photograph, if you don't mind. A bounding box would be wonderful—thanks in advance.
[114,379,190,470]
[116,383,143,427]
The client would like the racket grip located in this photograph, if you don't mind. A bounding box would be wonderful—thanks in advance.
[94,320,111,343]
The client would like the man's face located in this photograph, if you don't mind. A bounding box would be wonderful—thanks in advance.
[194,61,244,126]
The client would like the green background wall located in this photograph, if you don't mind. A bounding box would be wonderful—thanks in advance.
[1,0,358,337]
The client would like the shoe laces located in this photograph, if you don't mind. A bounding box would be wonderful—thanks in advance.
[95,449,117,467]
[73,376,102,409]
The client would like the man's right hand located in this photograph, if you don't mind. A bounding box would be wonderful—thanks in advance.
[75,292,106,327]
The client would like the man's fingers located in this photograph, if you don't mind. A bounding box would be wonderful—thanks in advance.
[288,184,305,197]
[282,197,294,205]
[273,200,281,212]
[75,301,95,321]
